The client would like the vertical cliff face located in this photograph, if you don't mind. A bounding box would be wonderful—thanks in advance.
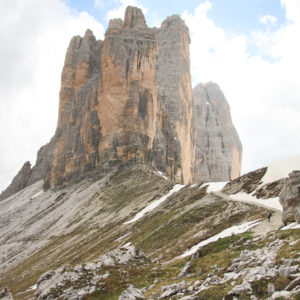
[46,6,194,188]
[1,6,243,198]
[156,15,193,183]
[192,82,242,181]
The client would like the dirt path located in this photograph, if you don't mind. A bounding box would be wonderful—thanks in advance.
[212,191,283,236]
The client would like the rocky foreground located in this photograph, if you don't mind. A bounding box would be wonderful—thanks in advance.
[1,161,300,299]
[33,232,300,300]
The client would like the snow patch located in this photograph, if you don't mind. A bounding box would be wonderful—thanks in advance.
[115,233,130,242]
[229,192,282,212]
[26,284,37,291]
[261,155,300,185]
[200,182,227,193]
[124,184,184,224]
[16,284,37,295]
[31,190,43,199]
[156,171,168,180]
[281,222,300,230]
[179,220,260,258]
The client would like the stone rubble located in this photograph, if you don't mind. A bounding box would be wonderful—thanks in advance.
[118,285,146,300]
[0,287,14,300]
[177,261,192,279]
[18,228,300,299]
[151,237,300,299]
[35,244,149,300]
[159,281,187,298]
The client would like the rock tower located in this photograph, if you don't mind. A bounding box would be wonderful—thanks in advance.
[0,6,242,199]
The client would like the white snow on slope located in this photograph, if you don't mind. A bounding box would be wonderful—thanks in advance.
[229,192,282,212]
[200,182,227,193]
[31,190,43,199]
[179,220,260,258]
[281,222,300,230]
[16,284,37,295]
[156,171,168,180]
[124,184,184,224]
[115,233,130,242]
[261,155,300,185]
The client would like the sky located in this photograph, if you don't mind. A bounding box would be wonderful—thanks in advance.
[0,0,299,191]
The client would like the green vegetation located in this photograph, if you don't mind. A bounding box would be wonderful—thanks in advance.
[2,164,300,300]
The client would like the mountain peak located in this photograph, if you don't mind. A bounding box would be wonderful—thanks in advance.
[0,6,242,196]
[123,6,146,29]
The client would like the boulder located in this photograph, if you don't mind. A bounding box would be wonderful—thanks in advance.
[279,170,300,224]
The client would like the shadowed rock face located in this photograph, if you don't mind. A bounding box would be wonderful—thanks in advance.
[1,6,242,198]
[279,170,300,224]
[192,82,242,181]
[0,162,32,201]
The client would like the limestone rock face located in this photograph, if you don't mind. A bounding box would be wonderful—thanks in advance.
[156,15,193,183]
[279,171,300,224]
[45,6,195,188]
[123,6,146,29]
[192,82,242,181]
[0,162,32,201]
[1,6,243,197]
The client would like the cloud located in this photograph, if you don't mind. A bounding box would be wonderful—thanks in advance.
[106,0,147,21]
[281,0,300,22]
[94,0,118,10]
[183,1,300,173]
[260,15,278,25]
[0,0,105,191]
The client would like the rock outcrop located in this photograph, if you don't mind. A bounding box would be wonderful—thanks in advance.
[192,82,242,181]
[0,140,54,200]
[279,170,300,224]
[35,244,149,300]
[1,6,242,198]
[0,162,32,201]
[0,287,14,300]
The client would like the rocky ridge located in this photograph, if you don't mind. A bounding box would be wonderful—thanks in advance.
[1,161,300,299]
[0,6,242,200]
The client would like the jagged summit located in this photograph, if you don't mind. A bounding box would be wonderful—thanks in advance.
[0,6,242,200]
[192,82,242,181]
[123,6,146,28]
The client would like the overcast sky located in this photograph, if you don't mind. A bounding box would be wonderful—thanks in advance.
[0,0,299,191]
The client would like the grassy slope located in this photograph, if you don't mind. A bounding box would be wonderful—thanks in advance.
[0,165,291,299]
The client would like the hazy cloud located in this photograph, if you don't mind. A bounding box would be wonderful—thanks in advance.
[94,0,119,10]
[260,15,278,25]
[183,0,300,173]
